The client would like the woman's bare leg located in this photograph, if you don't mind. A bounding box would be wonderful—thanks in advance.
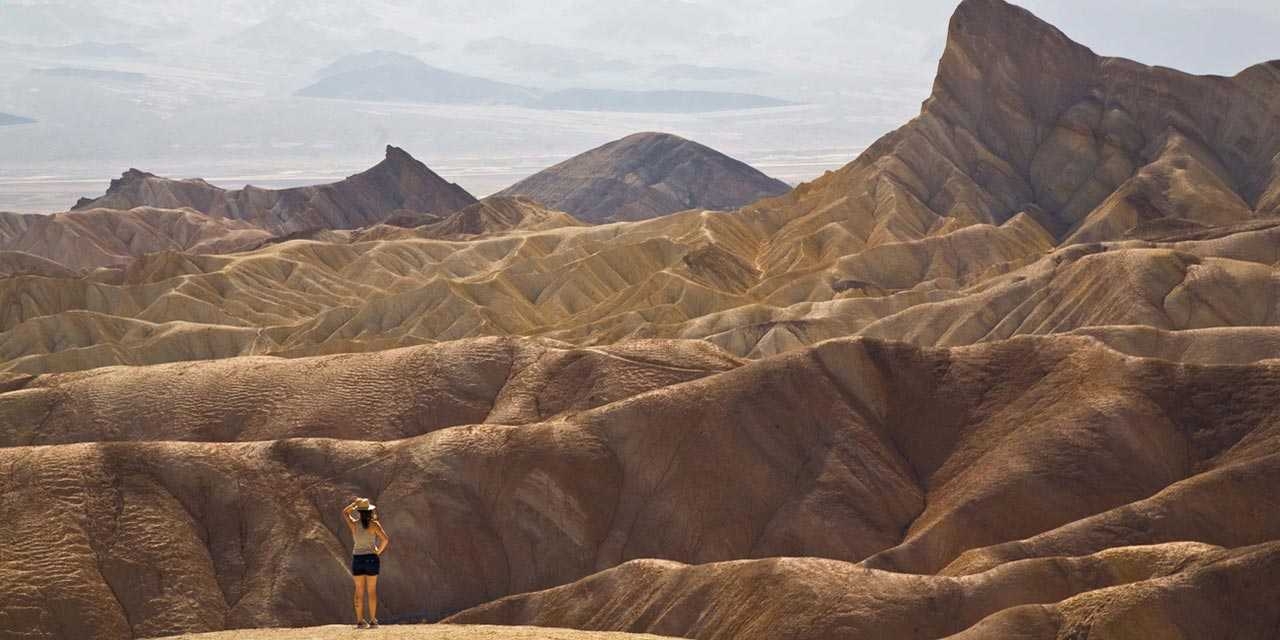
[367,575,379,622]
[353,575,367,623]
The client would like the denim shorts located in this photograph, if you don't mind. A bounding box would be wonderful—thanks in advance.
[351,553,380,576]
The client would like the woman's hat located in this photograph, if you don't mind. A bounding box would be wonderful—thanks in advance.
[355,497,376,512]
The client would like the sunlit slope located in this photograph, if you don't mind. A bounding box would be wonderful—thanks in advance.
[12,209,1280,373]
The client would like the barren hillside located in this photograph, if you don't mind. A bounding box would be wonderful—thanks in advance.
[2,1,1279,639]
[497,132,791,223]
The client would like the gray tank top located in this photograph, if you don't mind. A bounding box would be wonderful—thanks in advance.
[351,515,379,555]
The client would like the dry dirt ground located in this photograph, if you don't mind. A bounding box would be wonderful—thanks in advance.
[155,624,676,640]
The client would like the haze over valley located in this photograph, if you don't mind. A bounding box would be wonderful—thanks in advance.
[2,0,1275,213]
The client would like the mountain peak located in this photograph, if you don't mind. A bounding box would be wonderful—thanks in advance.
[498,132,790,223]
[384,144,413,161]
[935,0,1097,115]
[619,131,688,144]
[120,168,156,182]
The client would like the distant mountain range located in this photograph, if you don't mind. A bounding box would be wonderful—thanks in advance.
[51,41,149,58]
[0,113,35,126]
[296,51,791,113]
[299,51,536,105]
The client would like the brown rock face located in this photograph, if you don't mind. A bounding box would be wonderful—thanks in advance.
[767,0,1280,248]
[3,336,1280,638]
[71,146,478,234]
[497,132,792,223]
[449,544,1280,640]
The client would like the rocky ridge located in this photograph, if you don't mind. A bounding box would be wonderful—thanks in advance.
[71,146,478,234]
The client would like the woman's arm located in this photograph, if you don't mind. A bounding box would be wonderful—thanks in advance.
[373,522,390,555]
[341,500,358,531]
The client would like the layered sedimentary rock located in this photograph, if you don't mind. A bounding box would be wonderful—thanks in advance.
[762,0,1280,252]
[4,1,1280,639]
[4,0,1276,375]
[0,207,272,270]
[498,133,791,223]
[3,336,1279,639]
[13,208,1280,375]
[71,146,477,233]
[450,543,1280,640]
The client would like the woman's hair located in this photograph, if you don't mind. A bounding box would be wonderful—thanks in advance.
[359,509,373,530]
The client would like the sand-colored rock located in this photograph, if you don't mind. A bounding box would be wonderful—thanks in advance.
[0,338,740,446]
[448,543,1280,640]
[761,0,1280,251]
[3,2,1279,374]
[0,251,80,278]
[349,197,586,243]
[71,146,477,234]
[0,207,271,270]
[3,335,1278,638]
[11,208,1280,374]
[4,2,1280,639]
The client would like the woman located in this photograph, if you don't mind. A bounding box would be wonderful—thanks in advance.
[342,497,390,628]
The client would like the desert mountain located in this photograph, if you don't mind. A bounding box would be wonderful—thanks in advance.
[2,0,1280,374]
[297,52,789,113]
[3,336,1279,638]
[71,146,477,234]
[14,190,1280,375]
[498,132,792,222]
[5,1,1280,639]
[0,112,35,126]
[763,0,1280,251]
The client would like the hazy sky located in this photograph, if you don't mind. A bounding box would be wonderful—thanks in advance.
[2,0,1274,74]
[0,0,1276,212]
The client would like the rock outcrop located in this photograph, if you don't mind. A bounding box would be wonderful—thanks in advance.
[762,0,1280,250]
[497,132,791,223]
[71,146,477,234]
